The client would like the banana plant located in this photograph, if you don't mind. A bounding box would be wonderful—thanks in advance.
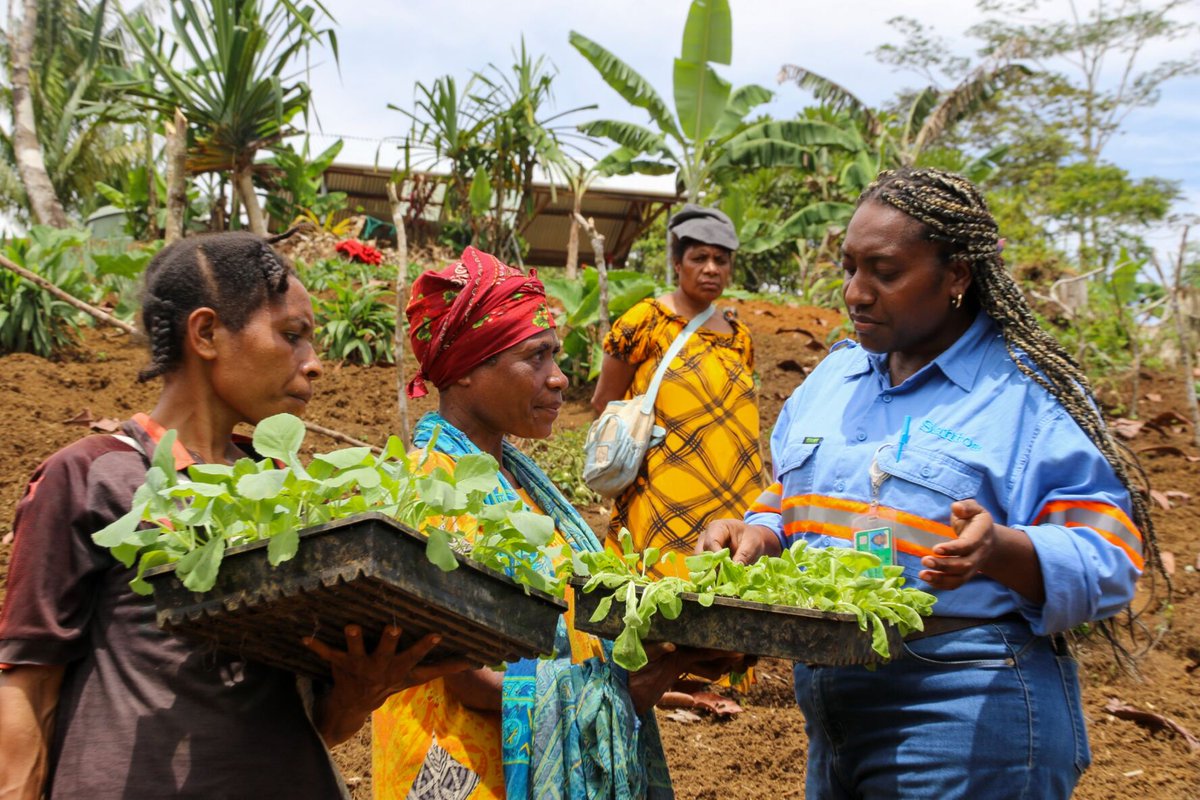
[570,0,858,205]
[778,38,1030,169]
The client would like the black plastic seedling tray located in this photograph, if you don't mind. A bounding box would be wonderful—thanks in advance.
[145,513,567,680]
[570,577,902,666]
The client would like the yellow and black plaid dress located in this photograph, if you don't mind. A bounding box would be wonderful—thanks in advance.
[603,298,765,577]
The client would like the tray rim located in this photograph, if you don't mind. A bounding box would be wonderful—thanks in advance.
[144,510,567,610]
[567,575,864,625]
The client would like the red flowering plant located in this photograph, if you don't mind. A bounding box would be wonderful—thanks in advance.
[334,239,384,265]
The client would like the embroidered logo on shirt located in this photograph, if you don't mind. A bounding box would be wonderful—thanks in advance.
[802,436,823,445]
[919,420,983,451]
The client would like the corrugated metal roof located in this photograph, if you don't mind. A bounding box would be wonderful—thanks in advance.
[317,162,677,267]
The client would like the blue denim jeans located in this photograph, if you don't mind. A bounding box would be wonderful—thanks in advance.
[793,619,1090,799]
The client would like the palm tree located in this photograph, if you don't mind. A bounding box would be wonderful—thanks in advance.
[113,0,337,234]
[391,75,489,225]
[391,42,593,262]
[778,39,1030,169]
[473,40,595,251]
[1,0,139,226]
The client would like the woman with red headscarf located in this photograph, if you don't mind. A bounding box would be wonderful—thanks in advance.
[373,247,736,800]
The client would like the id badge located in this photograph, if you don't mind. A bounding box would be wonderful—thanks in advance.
[852,515,895,579]
[856,447,897,579]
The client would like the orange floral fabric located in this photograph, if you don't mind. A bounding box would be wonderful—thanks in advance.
[371,453,603,800]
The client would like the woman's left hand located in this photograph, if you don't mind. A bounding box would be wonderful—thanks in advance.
[306,624,474,746]
[918,499,997,590]
[626,643,751,716]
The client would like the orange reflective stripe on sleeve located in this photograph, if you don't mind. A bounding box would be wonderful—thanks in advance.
[1034,500,1144,570]
[749,481,783,514]
[780,494,957,558]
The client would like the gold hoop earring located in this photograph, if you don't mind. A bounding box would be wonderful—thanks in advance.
[952,293,963,309]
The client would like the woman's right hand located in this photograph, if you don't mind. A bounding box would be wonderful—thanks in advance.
[306,625,475,746]
[696,519,781,565]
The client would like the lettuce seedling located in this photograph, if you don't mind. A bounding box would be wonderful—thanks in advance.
[575,532,937,669]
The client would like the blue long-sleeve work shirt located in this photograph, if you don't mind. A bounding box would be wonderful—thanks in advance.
[745,312,1142,635]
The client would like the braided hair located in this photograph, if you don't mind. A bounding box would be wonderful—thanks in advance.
[137,232,295,382]
[858,167,1164,657]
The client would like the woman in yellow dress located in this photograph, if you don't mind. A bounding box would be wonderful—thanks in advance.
[373,246,738,800]
[591,204,765,578]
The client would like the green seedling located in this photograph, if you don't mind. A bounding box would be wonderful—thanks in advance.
[574,532,936,669]
[92,413,566,598]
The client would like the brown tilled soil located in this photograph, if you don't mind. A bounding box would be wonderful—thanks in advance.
[1,297,1197,798]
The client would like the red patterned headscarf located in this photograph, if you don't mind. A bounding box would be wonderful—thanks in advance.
[406,246,555,398]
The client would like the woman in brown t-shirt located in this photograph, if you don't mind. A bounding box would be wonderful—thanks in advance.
[0,232,467,798]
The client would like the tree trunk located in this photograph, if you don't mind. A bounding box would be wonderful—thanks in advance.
[664,222,673,289]
[164,109,188,244]
[388,181,411,447]
[10,0,69,228]
[565,186,582,280]
[235,167,267,235]
[227,179,240,231]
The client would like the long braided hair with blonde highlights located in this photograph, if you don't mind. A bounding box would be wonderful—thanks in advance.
[858,166,1165,659]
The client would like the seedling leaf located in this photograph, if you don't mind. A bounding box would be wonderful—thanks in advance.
[252,413,306,465]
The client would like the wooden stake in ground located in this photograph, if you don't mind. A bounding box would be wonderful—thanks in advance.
[301,420,381,453]
[164,108,189,244]
[565,189,582,280]
[388,181,412,447]
[574,212,610,339]
[144,114,160,240]
[1152,226,1200,450]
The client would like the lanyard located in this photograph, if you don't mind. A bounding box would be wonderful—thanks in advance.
[858,446,897,577]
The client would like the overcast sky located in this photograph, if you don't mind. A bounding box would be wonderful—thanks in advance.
[301,0,1200,239]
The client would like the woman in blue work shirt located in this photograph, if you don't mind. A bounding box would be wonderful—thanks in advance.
[700,167,1156,799]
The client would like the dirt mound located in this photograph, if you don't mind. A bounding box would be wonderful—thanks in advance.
[1,298,1198,798]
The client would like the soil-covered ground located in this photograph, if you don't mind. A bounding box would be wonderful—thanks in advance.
[1,297,1196,798]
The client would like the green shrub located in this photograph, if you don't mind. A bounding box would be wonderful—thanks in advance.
[522,425,602,506]
[89,239,162,321]
[297,257,353,293]
[541,267,660,382]
[0,227,94,357]
[314,270,397,365]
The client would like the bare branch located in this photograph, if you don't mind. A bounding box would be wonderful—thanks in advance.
[0,251,137,335]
